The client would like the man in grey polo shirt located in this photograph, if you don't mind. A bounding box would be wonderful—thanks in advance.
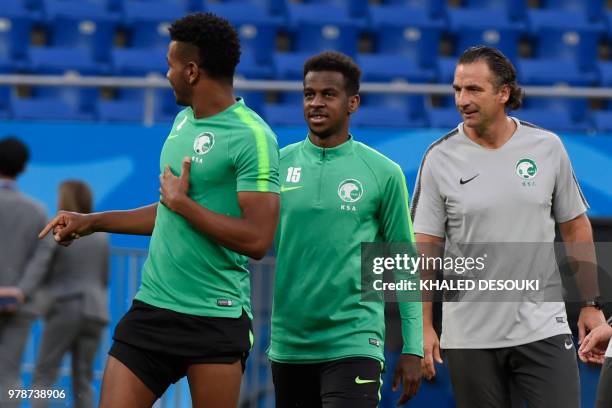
[0,137,54,403]
[411,46,605,407]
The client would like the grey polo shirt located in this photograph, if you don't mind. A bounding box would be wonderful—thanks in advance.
[412,117,588,348]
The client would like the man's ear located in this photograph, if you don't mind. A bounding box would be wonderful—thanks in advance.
[498,84,510,105]
[348,94,360,114]
[186,61,200,85]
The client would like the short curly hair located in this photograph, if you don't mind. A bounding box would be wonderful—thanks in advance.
[303,51,361,96]
[0,137,29,178]
[458,45,524,111]
[169,13,241,81]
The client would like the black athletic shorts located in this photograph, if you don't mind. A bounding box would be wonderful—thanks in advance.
[271,357,383,408]
[109,299,252,397]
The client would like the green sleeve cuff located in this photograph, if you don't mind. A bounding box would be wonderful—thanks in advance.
[399,303,424,358]
[401,339,424,357]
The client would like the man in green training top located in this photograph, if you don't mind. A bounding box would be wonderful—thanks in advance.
[268,51,423,407]
[39,13,279,408]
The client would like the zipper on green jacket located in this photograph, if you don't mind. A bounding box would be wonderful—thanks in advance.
[316,149,326,206]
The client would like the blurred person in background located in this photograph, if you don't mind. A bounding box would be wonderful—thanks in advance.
[578,318,612,408]
[412,45,603,407]
[0,137,55,406]
[32,180,109,408]
[39,12,279,408]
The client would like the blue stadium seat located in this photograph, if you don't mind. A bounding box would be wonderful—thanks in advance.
[28,46,105,74]
[285,3,361,56]
[437,56,457,84]
[517,108,589,131]
[436,95,456,109]
[189,0,286,16]
[607,11,612,58]
[272,51,308,105]
[97,99,144,122]
[122,0,187,15]
[111,48,166,75]
[427,107,461,129]
[106,0,123,12]
[599,61,612,87]
[205,2,280,64]
[0,86,11,119]
[42,0,118,63]
[0,10,34,70]
[357,54,436,82]
[112,2,180,77]
[12,98,79,121]
[592,111,612,132]
[522,97,589,126]
[357,94,428,127]
[351,106,415,128]
[12,91,95,121]
[98,87,180,123]
[261,104,304,126]
[462,0,527,21]
[357,54,430,125]
[446,8,523,61]
[538,0,605,22]
[518,59,598,86]
[530,28,601,73]
[357,54,436,126]
[300,0,369,19]
[97,88,145,122]
[527,9,604,74]
[5,0,43,15]
[153,88,180,123]
[275,91,303,106]
[123,2,184,49]
[236,50,274,79]
[34,85,99,114]
[273,52,308,80]
[378,0,446,20]
[236,91,266,114]
[369,5,443,69]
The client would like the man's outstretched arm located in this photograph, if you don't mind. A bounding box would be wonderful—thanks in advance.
[39,203,158,245]
[160,158,279,260]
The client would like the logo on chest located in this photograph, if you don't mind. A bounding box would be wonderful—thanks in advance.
[192,132,215,164]
[338,179,363,212]
[515,158,538,187]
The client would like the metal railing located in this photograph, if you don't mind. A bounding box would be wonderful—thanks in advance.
[2,74,612,126]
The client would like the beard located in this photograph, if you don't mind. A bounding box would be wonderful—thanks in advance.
[308,126,333,139]
[171,80,191,107]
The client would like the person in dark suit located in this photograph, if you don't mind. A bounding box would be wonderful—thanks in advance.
[32,180,109,408]
[0,137,55,405]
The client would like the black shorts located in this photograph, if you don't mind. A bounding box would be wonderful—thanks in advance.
[271,357,383,408]
[109,299,252,397]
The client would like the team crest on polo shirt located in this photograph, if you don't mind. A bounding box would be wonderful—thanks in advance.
[516,158,538,179]
[193,132,215,155]
[516,158,538,187]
